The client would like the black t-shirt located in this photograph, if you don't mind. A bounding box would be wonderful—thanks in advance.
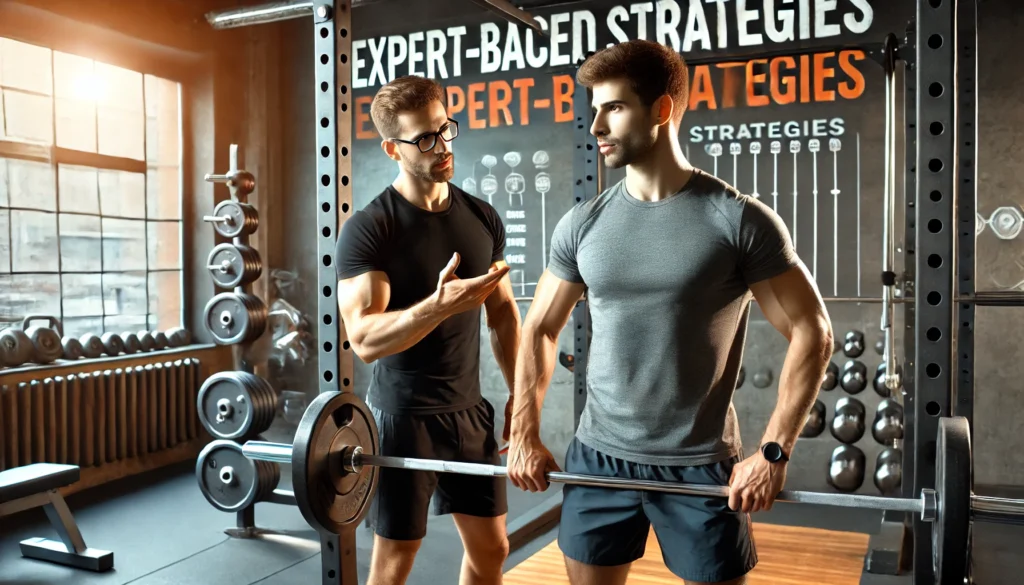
[335,184,506,415]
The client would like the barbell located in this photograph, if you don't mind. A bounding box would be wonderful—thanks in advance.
[205,391,1023,584]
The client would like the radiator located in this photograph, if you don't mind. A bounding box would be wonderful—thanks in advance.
[0,358,202,472]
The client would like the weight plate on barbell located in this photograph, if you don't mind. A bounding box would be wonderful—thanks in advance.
[933,416,971,585]
[203,293,267,345]
[207,243,262,289]
[197,371,277,441]
[196,439,280,512]
[293,391,379,535]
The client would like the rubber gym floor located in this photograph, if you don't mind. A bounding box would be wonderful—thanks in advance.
[1,459,1022,585]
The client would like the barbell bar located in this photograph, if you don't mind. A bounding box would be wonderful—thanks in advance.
[242,441,935,518]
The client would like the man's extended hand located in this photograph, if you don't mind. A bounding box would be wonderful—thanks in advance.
[434,253,510,316]
[727,452,787,513]
[507,434,560,492]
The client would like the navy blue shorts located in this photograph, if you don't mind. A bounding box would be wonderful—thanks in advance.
[367,399,507,541]
[558,438,758,582]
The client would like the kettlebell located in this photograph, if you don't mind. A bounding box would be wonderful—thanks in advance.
[0,327,33,367]
[22,315,64,363]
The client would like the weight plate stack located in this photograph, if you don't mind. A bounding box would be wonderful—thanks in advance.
[196,440,280,512]
[197,371,277,441]
[203,293,268,345]
[211,200,259,239]
[207,243,263,289]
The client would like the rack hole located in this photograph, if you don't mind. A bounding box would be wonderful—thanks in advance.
[927,327,942,342]
[323,285,332,297]
[324,341,333,352]
[321,174,330,186]
[321,146,330,157]
[929,158,943,172]
[930,122,943,135]
[929,82,944,97]
[322,202,331,212]
[320,54,329,65]
[927,254,943,268]
[322,254,332,267]
[926,363,941,378]
[927,291,942,306]
[322,226,331,238]
[928,34,943,49]
[928,219,943,233]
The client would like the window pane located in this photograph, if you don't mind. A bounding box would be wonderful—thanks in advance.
[7,159,55,211]
[99,170,145,218]
[96,62,143,161]
[0,273,60,317]
[1,39,53,95]
[63,315,104,338]
[54,51,98,153]
[98,106,144,160]
[62,273,102,317]
[3,89,53,144]
[56,98,97,152]
[101,218,145,271]
[148,270,181,330]
[96,62,142,112]
[0,159,5,208]
[59,214,101,272]
[145,75,179,166]
[103,271,146,317]
[146,165,180,220]
[0,209,8,273]
[58,165,99,213]
[105,314,147,334]
[147,221,180,270]
[11,210,58,272]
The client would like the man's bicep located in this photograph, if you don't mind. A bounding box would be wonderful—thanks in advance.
[525,270,586,338]
[336,271,391,329]
[749,264,828,341]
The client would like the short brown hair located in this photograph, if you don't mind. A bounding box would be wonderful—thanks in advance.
[576,40,689,120]
[370,75,446,139]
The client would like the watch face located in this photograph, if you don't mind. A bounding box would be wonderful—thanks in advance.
[763,443,782,461]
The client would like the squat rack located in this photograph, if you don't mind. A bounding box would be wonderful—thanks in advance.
[204,0,978,583]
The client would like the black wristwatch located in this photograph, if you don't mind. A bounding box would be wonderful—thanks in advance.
[761,442,790,463]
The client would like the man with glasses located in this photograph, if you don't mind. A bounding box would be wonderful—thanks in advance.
[335,75,520,585]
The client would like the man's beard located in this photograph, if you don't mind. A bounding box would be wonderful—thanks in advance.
[602,131,656,169]
[409,154,454,183]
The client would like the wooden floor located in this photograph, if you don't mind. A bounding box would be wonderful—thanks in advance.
[505,523,870,584]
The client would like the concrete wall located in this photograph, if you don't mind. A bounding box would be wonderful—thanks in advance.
[262,0,1024,498]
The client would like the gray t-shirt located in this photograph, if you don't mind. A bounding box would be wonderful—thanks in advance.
[547,169,799,466]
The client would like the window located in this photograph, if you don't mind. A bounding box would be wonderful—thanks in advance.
[0,37,183,339]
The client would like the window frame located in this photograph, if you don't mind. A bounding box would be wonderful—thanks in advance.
[0,4,200,337]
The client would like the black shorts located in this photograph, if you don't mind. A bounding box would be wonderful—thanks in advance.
[558,438,757,583]
[368,399,507,541]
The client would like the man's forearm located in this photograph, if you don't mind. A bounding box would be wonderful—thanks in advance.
[510,322,558,439]
[351,295,448,362]
[489,306,521,393]
[760,325,833,455]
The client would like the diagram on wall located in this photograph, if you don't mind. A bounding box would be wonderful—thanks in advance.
[461,149,554,298]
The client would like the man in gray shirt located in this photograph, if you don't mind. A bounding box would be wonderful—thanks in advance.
[508,40,834,585]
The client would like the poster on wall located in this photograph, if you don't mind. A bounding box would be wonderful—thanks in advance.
[350,0,910,299]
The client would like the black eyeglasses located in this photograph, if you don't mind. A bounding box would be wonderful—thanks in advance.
[391,119,459,153]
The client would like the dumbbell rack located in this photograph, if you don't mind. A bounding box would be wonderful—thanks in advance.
[200,145,295,537]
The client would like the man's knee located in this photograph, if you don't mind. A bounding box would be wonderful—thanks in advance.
[463,528,509,568]
[370,536,422,575]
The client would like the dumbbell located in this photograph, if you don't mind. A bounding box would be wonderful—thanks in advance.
[101,332,125,356]
[137,331,156,352]
[843,330,865,358]
[830,397,866,444]
[840,360,868,394]
[821,362,839,391]
[873,363,888,396]
[166,327,192,347]
[0,327,33,367]
[62,336,84,360]
[800,400,826,438]
[152,331,169,350]
[828,444,866,492]
[872,399,904,444]
[751,367,773,389]
[79,333,106,358]
[874,447,902,496]
[121,332,142,354]
[22,315,64,364]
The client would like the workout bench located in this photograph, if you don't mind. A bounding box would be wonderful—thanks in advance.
[0,463,114,572]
